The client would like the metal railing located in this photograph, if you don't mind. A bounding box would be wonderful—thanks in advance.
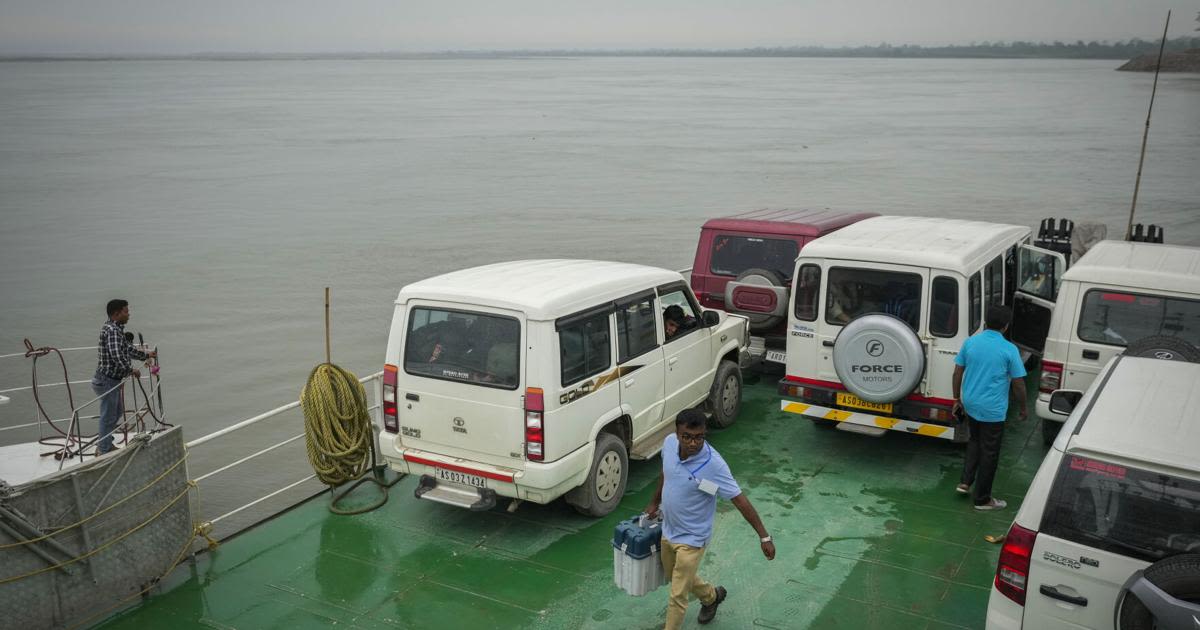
[184,371,383,526]
[1,344,166,466]
[2,343,385,539]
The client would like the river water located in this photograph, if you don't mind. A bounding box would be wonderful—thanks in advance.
[1,58,1197,530]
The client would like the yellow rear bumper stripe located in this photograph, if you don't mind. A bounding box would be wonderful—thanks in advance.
[779,400,955,440]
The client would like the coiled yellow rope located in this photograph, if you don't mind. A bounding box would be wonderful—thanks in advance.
[300,363,372,487]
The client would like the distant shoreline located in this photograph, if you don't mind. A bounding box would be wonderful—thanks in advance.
[4,37,1199,63]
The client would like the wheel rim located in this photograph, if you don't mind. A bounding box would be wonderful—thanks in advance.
[595,451,622,502]
[721,375,739,416]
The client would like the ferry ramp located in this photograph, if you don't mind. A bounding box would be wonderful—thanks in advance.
[97,374,1047,629]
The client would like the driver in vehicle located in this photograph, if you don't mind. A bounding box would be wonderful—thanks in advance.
[664,304,697,340]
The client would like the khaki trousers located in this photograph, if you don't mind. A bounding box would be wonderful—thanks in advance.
[660,537,717,630]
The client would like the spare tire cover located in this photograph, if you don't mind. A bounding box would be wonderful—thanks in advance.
[832,314,925,403]
[732,268,786,333]
[1123,335,1200,363]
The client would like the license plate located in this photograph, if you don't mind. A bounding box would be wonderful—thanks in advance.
[836,392,893,414]
[435,467,487,489]
[765,350,786,363]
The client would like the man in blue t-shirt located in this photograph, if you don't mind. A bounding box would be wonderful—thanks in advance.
[953,305,1028,511]
[645,409,775,629]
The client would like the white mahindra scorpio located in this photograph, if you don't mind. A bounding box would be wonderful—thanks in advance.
[379,259,749,517]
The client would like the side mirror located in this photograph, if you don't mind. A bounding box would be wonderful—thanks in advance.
[701,310,720,327]
[1049,390,1083,415]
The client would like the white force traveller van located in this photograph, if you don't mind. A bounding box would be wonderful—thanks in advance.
[1034,240,1200,445]
[779,216,1066,442]
[379,260,749,517]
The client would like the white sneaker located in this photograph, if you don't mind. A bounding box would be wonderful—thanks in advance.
[974,498,1007,511]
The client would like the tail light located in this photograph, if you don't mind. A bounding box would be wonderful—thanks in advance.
[920,406,953,422]
[382,364,399,433]
[779,383,815,399]
[994,522,1038,605]
[1039,360,1063,394]
[525,387,545,461]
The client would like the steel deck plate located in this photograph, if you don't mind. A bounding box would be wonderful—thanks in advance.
[97,375,1047,629]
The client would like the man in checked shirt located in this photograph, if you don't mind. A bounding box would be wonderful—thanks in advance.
[91,299,156,454]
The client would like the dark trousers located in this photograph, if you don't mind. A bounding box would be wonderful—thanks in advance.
[960,418,1005,505]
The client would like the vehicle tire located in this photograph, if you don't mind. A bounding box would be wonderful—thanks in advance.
[1123,336,1200,363]
[832,314,925,404]
[1041,419,1060,446]
[566,433,628,518]
[707,361,742,428]
[1116,554,1200,630]
[732,268,786,333]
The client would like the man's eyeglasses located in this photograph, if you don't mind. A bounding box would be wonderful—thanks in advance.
[679,432,706,444]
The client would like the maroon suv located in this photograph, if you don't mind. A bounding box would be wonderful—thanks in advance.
[689,208,877,365]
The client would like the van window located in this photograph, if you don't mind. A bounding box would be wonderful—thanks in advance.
[826,267,922,330]
[404,307,521,389]
[969,273,982,333]
[617,294,659,362]
[1077,290,1200,347]
[710,235,799,281]
[930,276,959,337]
[985,256,1004,306]
[1041,454,1200,563]
[794,264,821,322]
[560,313,612,385]
[1017,247,1059,301]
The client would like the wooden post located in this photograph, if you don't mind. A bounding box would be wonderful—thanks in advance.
[324,287,331,365]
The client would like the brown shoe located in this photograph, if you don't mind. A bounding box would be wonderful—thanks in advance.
[698,586,727,624]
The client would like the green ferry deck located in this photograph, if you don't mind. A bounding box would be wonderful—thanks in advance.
[99,375,1046,629]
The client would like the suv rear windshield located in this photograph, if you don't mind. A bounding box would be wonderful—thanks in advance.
[1077,289,1200,347]
[710,235,798,281]
[826,267,922,330]
[404,307,521,389]
[1041,454,1200,562]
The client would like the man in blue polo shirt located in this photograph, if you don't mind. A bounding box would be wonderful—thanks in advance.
[953,305,1028,511]
[645,408,775,629]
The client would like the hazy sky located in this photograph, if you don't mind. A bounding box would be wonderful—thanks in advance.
[0,0,1193,54]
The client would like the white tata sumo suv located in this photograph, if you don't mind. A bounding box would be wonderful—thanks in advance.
[778,216,1066,442]
[985,355,1200,629]
[378,260,749,517]
[1034,240,1200,445]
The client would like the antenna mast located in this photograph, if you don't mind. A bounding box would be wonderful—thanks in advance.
[1125,10,1171,241]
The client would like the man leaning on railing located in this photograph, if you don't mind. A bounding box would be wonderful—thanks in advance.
[92,299,156,454]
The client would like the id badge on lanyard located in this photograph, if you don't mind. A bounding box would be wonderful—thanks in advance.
[687,447,718,496]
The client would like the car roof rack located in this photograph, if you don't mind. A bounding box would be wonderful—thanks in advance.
[1035,217,1075,265]
[1127,223,1165,244]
